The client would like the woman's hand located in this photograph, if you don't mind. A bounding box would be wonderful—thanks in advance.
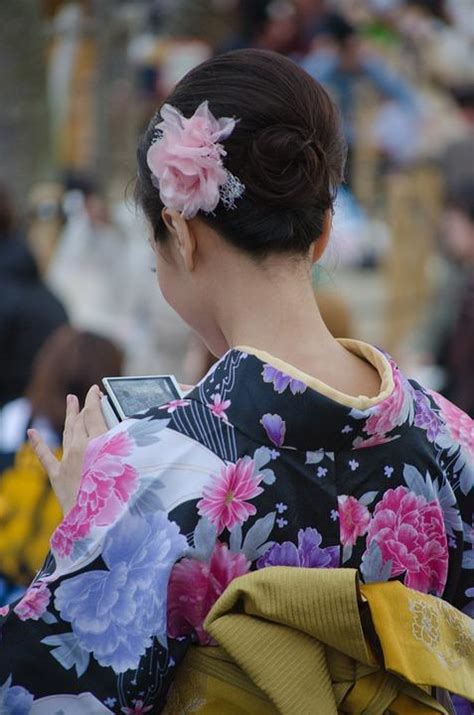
[28,385,108,515]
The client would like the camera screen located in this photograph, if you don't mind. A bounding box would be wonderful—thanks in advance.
[106,377,181,417]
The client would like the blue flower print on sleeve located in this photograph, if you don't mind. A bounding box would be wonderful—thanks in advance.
[53,511,187,673]
[0,675,34,715]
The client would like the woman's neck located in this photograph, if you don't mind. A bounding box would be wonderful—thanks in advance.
[216,258,338,362]
[211,254,381,398]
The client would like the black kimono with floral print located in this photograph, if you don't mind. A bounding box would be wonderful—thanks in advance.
[0,346,472,714]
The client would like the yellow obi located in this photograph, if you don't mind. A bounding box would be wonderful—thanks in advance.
[164,567,473,714]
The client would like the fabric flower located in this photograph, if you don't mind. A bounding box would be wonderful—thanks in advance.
[13,581,51,621]
[365,485,448,596]
[197,457,264,534]
[147,101,242,219]
[208,394,231,421]
[362,361,415,437]
[338,495,371,547]
[54,511,186,673]
[51,430,139,558]
[167,541,250,645]
[0,676,34,714]
[262,365,306,395]
[260,413,286,447]
[257,527,339,569]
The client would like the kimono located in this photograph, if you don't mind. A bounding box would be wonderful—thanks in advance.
[0,340,472,714]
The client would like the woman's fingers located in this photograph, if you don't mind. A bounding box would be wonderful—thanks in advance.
[83,384,108,438]
[63,394,80,452]
[28,429,60,481]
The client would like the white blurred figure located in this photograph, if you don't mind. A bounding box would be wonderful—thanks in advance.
[47,185,131,352]
[112,200,191,379]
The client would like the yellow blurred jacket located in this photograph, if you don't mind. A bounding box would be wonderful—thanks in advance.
[0,444,62,587]
[164,567,473,715]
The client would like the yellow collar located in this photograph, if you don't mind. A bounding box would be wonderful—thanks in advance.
[236,339,394,411]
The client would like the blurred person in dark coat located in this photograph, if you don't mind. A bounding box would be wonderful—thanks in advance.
[437,182,474,417]
[0,184,68,408]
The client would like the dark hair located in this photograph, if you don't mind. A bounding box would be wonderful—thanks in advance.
[27,326,124,435]
[0,182,16,236]
[446,180,474,223]
[318,14,356,46]
[136,49,346,257]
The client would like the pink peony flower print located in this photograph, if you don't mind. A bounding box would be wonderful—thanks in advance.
[338,495,371,547]
[363,361,414,437]
[51,430,139,558]
[159,399,191,414]
[260,413,286,447]
[365,485,448,596]
[121,701,153,715]
[430,392,474,457]
[197,457,264,534]
[13,582,51,621]
[167,541,250,645]
[208,394,231,421]
[146,101,242,220]
[0,605,9,617]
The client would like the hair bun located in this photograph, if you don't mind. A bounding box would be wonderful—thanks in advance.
[244,124,330,207]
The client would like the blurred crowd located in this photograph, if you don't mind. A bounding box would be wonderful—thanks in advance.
[0,0,473,601]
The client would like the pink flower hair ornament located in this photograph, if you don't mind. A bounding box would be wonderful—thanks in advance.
[146,101,245,220]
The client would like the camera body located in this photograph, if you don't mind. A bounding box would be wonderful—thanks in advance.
[101,375,182,428]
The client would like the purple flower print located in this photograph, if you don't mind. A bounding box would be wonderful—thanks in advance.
[262,365,306,395]
[257,527,339,569]
[260,413,286,447]
[414,391,443,442]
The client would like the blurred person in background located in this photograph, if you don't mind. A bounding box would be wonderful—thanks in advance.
[435,182,474,417]
[253,1,300,56]
[440,84,474,199]
[112,197,192,377]
[49,176,192,379]
[0,50,471,714]
[302,13,418,179]
[47,178,132,348]
[26,181,66,275]
[0,326,123,603]
[0,183,68,409]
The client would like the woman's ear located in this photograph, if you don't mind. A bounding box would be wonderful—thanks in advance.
[161,208,197,271]
[311,209,332,264]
